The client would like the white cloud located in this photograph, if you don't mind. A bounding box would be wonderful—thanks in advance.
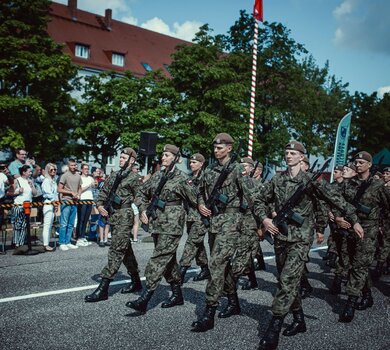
[140,17,202,41]
[377,86,390,98]
[332,0,390,54]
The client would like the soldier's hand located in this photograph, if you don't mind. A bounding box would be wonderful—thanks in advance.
[263,218,279,235]
[198,204,211,217]
[335,217,351,229]
[353,223,364,239]
[140,211,149,224]
[328,211,335,221]
[316,232,325,244]
[98,205,108,217]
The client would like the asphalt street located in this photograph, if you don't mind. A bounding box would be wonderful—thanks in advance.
[0,229,389,350]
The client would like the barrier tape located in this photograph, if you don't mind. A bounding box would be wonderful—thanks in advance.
[0,200,95,209]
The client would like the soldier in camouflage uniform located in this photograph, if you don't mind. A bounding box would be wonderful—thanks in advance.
[335,152,390,322]
[85,148,142,303]
[372,167,390,278]
[191,133,253,333]
[323,165,344,268]
[126,144,198,314]
[179,153,211,284]
[235,157,262,290]
[255,141,362,350]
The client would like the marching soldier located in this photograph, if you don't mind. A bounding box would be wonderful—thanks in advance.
[126,144,198,314]
[255,141,362,350]
[335,151,390,322]
[179,153,211,284]
[85,148,142,302]
[191,133,253,332]
[372,166,390,278]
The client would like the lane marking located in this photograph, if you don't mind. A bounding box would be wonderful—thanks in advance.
[0,246,328,304]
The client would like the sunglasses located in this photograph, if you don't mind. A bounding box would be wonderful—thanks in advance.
[50,168,57,172]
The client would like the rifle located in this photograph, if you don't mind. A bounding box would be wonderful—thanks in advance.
[141,151,181,232]
[309,159,319,173]
[201,140,243,228]
[99,159,130,226]
[264,158,332,245]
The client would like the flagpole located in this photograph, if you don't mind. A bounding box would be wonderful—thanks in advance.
[248,16,259,158]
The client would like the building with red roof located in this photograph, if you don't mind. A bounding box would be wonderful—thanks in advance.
[48,0,189,77]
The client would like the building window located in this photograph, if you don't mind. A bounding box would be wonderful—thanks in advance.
[141,62,153,72]
[75,44,89,59]
[112,53,125,67]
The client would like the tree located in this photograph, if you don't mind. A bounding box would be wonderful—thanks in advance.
[0,0,77,161]
[350,92,390,155]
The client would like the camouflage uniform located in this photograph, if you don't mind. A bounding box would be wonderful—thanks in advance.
[255,170,357,317]
[97,169,141,280]
[336,176,390,297]
[198,161,254,306]
[137,167,198,291]
[179,173,208,268]
[377,184,390,265]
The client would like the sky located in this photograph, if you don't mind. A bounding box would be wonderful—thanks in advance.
[54,0,390,97]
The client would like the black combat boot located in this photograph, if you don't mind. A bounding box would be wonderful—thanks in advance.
[355,289,373,310]
[339,296,358,323]
[85,278,110,302]
[161,283,184,308]
[191,305,217,332]
[258,315,284,350]
[300,275,313,299]
[121,273,142,294]
[326,252,337,268]
[193,265,211,281]
[282,309,307,336]
[371,261,384,280]
[218,293,241,318]
[179,266,189,285]
[329,275,342,295]
[242,265,258,290]
[254,254,266,271]
[125,289,154,314]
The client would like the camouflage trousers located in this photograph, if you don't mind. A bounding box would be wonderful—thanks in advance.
[272,239,310,317]
[335,232,353,278]
[231,224,257,278]
[346,223,378,297]
[179,220,208,267]
[205,212,242,306]
[145,233,181,291]
[327,222,339,255]
[101,224,139,279]
[378,218,390,263]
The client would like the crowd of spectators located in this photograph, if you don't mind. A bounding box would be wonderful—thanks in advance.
[0,148,142,255]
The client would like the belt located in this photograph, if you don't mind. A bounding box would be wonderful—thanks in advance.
[215,207,240,215]
[165,201,182,207]
[120,203,133,209]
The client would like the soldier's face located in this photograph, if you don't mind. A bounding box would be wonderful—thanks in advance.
[333,169,343,180]
[342,167,356,179]
[284,150,303,167]
[254,167,262,178]
[242,163,253,176]
[383,171,390,183]
[214,144,231,161]
[190,160,203,173]
[162,152,175,167]
[119,153,130,168]
[354,159,371,175]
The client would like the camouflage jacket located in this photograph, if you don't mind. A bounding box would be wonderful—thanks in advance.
[197,160,253,213]
[96,169,140,225]
[335,176,390,224]
[185,173,203,222]
[255,169,358,243]
[136,167,198,236]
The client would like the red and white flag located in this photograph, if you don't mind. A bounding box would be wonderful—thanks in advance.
[253,0,263,22]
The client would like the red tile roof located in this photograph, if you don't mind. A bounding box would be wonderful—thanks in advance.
[48,2,190,77]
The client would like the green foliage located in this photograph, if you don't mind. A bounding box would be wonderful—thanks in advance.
[0,0,77,162]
